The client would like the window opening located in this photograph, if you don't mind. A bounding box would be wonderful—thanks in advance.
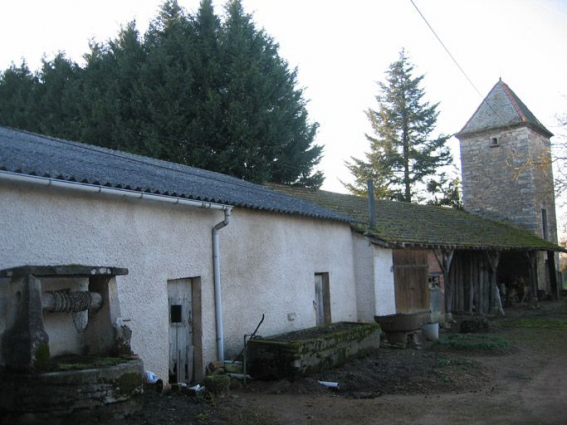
[170,305,183,323]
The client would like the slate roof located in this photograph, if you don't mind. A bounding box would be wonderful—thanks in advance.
[457,80,553,138]
[265,183,564,252]
[0,126,355,223]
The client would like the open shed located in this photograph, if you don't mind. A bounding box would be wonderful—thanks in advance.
[265,184,565,321]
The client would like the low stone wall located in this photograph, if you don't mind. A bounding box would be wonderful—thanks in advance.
[0,358,144,422]
[247,322,380,380]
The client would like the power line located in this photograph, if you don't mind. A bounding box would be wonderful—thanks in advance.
[410,0,512,132]
[410,0,485,101]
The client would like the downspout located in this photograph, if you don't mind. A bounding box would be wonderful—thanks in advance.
[213,208,231,362]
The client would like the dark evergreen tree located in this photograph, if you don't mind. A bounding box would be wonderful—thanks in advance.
[426,170,463,209]
[36,54,83,140]
[0,61,40,132]
[345,50,451,202]
[217,0,322,185]
[0,0,323,187]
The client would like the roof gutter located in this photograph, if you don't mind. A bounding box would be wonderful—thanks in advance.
[0,170,232,211]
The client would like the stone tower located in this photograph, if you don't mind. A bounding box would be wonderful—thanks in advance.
[456,79,558,294]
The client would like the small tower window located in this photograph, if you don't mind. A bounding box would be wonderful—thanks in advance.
[489,137,500,147]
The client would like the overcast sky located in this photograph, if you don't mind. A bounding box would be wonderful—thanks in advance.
[1,0,566,202]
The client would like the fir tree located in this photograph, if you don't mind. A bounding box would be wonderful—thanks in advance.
[0,0,323,187]
[345,50,451,202]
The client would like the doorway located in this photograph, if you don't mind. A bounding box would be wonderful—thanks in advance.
[167,278,194,383]
[314,273,331,326]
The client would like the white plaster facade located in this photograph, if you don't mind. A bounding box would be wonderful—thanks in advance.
[352,233,396,322]
[0,180,366,379]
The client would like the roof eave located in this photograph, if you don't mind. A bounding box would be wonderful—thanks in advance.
[456,121,553,140]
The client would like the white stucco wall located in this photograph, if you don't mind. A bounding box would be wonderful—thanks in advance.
[220,210,358,358]
[352,233,375,322]
[0,181,358,378]
[352,234,396,321]
[374,247,396,316]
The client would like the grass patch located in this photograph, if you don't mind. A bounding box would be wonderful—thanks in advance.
[499,318,567,330]
[435,334,512,352]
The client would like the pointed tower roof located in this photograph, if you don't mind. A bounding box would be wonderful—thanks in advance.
[457,79,553,138]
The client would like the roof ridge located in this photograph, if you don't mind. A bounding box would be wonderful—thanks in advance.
[456,80,553,138]
[500,81,527,122]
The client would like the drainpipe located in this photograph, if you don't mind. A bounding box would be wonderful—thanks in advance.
[213,208,231,362]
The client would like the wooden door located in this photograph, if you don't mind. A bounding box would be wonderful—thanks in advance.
[168,279,193,383]
[392,250,430,314]
[314,273,331,326]
[314,274,325,326]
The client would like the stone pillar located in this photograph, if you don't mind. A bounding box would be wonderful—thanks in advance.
[83,276,122,355]
[1,274,50,371]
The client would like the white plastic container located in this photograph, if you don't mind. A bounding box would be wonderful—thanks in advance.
[421,322,439,341]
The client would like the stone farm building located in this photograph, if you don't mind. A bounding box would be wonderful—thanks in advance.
[0,81,563,383]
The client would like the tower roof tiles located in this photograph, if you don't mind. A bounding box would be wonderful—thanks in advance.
[457,80,553,138]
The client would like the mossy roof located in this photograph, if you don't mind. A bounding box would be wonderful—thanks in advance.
[265,183,564,252]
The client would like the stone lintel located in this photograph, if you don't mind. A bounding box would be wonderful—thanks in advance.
[0,265,129,279]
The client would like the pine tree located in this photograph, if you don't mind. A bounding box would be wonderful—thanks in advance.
[0,0,323,187]
[218,0,322,185]
[0,61,40,132]
[345,50,451,202]
[426,170,463,209]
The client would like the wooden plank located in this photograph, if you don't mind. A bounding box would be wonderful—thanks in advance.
[393,249,429,314]
[168,279,193,383]
[315,274,324,326]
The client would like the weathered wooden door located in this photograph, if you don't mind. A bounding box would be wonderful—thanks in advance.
[314,274,325,326]
[392,250,430,314]
[168,279,193,383]
[314,273,331,326]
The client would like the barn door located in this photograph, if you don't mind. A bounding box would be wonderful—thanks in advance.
[168,279,193,383]
[392,250,430,314]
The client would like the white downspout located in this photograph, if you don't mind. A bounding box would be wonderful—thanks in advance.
[213,208,231,362]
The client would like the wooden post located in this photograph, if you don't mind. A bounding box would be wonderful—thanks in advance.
[434,248,454,323]
[547,251,559,300]
[524,251,539,307]
[485,251,504,316]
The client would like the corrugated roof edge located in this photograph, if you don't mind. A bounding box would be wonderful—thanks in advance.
[0,126,356,224]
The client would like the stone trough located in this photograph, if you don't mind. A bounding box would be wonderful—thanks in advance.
[247,322,380,380]
[0,357,144,422]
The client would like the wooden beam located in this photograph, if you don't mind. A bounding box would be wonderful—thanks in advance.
[484,251,504,316]
[547,251,559,301]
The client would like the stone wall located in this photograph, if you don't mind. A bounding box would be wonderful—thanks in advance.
[459,126,558,292]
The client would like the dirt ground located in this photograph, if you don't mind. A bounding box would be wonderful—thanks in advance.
[110,299,567,425]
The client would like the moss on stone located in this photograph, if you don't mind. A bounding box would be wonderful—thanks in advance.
[113,372,144,396]
[204,375,230,397]
[33,342,50,372]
